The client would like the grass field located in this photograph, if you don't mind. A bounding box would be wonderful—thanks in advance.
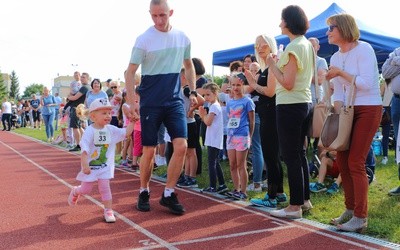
[11,126,400,243]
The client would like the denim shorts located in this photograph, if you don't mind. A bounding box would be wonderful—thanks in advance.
[140,102,187,146]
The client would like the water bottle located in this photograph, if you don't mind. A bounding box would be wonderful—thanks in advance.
[372,139,382,156]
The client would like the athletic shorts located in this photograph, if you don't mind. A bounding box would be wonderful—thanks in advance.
[226,135,251,151]
[69,107,81,129]
[140,102,187,146]
[32,110,41,122]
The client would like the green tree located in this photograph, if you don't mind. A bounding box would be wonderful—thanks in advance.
[0,71,8,100]
[204,74,227,86]
[9,70,20,100]
[23,83,45,98]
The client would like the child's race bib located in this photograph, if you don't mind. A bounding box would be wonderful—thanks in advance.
[94,128,111,145]
[227,117,240,128]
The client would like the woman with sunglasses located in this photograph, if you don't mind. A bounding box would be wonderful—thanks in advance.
[325,13,382,233]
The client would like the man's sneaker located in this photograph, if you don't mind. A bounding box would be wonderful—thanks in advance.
[104,209,116,223]
[69,145,81,152]
[310,182,327,193]
[216,184,228,194]
[246,183,262,192]
[68,186,80,206]
[137,190,150,212]
[200,187,217,193]
[232,191,247,200]
[388,186,400,196]
[159,192,185,215]
[250,194,278,208]
[326,183,340,195]
[381,156,388,165]
[276,193,288,203]
[177,178,198,188]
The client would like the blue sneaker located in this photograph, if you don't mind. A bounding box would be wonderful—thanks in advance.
[276,193,288,203]
[310,182,327,193]
[177,178,198,188]
[250,194,277,208]
[326,183,340,195]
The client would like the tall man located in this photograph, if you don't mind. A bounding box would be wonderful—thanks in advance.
[67,72,90,152]
[125,0,197,215]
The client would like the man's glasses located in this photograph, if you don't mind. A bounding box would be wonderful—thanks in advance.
[110,86,117,89]
[328,25,338,32]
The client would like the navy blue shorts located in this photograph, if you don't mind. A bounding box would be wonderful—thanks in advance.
[140,102,187,146]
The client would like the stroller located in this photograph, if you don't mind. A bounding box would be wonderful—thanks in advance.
[309,146,375,185]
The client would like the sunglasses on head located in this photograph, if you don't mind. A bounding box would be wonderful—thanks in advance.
[328,25,338,32]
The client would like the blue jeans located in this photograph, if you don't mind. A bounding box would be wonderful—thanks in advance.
[382,107,391,157]
[391,96,400,141]
[43,113,55,139]
[251,113,264,183]
[54,109,59,131]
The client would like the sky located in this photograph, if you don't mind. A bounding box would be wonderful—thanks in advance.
[1,0,399,92]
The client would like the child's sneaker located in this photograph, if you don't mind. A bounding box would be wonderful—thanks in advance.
[104,209,116,223]
[177,178,198,188]
[310,182,327,193]
[201,187,217,193]
[326,183,340,195]
[68,186,80,206]
[250,194,278,208]
[225,190,239,198]
[216,184,228,194]
[232,191,247,200]
[381,156,388,165]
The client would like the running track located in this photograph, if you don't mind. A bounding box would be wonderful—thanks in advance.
[1,131,399,250]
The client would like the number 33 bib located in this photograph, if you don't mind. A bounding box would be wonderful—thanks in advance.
[94,128,111,145]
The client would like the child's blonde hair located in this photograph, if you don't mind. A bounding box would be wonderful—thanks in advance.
[76,104,89,120]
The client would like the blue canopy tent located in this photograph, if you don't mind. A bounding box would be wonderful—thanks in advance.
[212,3,400,72]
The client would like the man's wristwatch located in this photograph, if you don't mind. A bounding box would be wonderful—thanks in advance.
[190,90,198,97]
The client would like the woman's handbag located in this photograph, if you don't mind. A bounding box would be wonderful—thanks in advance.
[320,76,356,151]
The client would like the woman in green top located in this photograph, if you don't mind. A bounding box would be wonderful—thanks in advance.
[267,5,314,219]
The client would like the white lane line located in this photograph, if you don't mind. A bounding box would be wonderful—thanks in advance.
[134,225,297,249]
[0,140,177,250]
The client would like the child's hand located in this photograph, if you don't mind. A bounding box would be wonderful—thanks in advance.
[198,106,207,118]
[82,165,91,175]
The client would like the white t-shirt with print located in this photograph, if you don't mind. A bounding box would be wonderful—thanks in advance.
[76,124,126,182]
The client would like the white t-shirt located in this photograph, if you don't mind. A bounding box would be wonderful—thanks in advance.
[2,101,12,114]
[76,124,126,182]
[204,102,223,149]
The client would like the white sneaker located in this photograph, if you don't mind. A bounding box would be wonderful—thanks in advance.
[381,156,388,165]
[246,183,262,192]
[104,209,116,223]
[159,156,167,166]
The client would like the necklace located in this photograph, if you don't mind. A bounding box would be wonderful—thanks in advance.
[340,42,357,70]
[341,51,350,70]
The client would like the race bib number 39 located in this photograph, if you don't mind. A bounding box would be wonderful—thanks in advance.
[94,128,111,145]
[227,118,240,128]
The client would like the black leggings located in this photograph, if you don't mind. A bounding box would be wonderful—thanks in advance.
[276,103,311,206]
